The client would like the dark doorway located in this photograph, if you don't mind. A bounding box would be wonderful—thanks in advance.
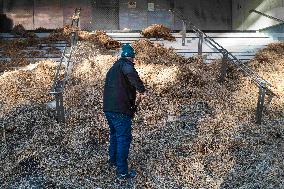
[3,0,34,30]
[0,14,13,32]
[0,0,13,32]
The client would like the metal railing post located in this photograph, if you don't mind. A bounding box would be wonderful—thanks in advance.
[58,92,65,122]
[256,83,267,124]
[70,32,78,46]
[53,80,65,123]
[182,20,186,46]
[55,92,65,123]
[198,32,203,56]
[264,92,274,113]
[218,51,229,82]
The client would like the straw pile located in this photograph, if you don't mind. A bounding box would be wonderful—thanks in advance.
[0,59,30,73]
[141,24,176,41]
[44,25,77,42]
[34,27,49,32]
[11,24,26,36]
[132,39,191,65]
[11,24,38,39]
[0,27,60,73]
[0,25,120,73]
[0,35,37,72]
[0,40,283,188]
[48,25,120,49]
[0,60,60,114]
[79,30,121,50]
[251,42,284,97]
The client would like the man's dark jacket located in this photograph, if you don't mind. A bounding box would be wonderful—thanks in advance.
[103,58,146,116]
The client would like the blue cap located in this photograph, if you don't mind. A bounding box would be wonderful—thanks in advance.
[121,44,135,58]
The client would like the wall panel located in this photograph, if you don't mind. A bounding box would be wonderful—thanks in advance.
[34,0,63,29]
[1,0,233,31]
[119,0,148,30]
[3,0,34,30]
[92,0,119,30]
[147,0,173,28]
[174,0,232,30]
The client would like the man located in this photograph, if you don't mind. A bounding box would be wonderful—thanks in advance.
[103,44,146,181]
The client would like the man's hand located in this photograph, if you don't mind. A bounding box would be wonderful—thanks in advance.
[137,92,147,102]
[132,92,146,115]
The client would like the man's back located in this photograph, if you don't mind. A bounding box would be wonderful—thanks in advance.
[103,58,145,116]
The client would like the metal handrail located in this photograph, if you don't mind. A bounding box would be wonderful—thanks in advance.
[249,9,284,23]
[51,47,66,93]
[170,8,279,123]
[170,8,275,95]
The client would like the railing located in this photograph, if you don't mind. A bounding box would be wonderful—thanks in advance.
[50,8,81,123]
[249,9,284,23]
[170,9,277,124]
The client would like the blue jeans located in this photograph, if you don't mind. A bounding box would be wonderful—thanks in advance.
[104,112,132,175]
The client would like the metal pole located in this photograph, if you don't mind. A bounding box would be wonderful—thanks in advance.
[77,18,80,28]
[182,20,186,46]
[249,9,284,23]
[55,92,60,122]
[54,80,65,123]
[256,84,266,124]
[55,91,65,123]
[55,93,60,122]
[219,52,229,82]
[71,32,76,46]
[198,32,203,56]
[58,92,65,123]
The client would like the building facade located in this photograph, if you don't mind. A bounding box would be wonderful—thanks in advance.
[0,0,232,31]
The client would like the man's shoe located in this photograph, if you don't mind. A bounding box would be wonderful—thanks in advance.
[115,171,136,188]
[115,174,128,188]
[128,169,137,178]
[117,173,128,180]
[116,169,137,179]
